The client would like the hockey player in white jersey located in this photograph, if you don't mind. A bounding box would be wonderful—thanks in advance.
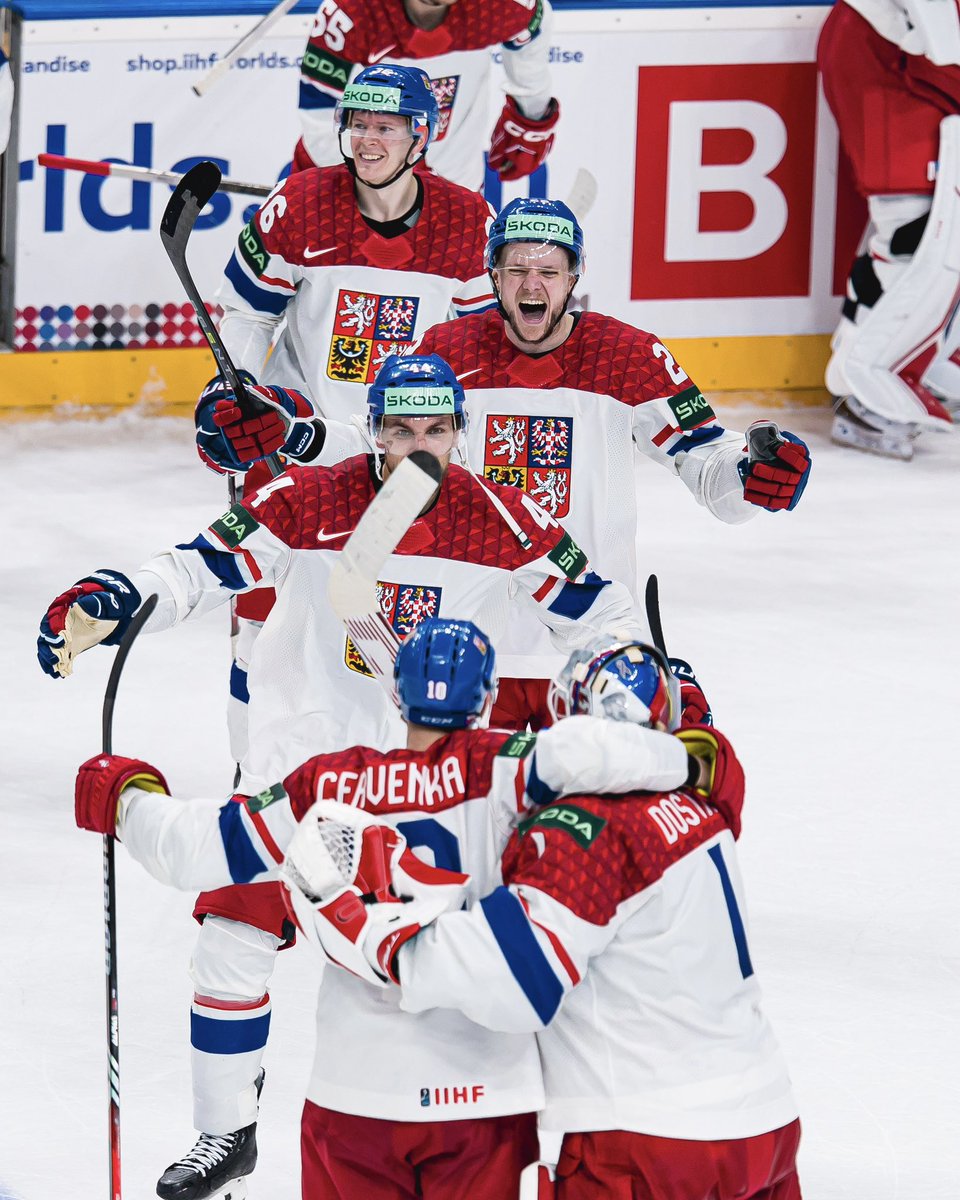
[39,354,656,1200]
[208,197,812,729]
[199,61,496,761]
[294,0,559,191]
[298,638,803,1198]
[72,619,704,1199]
[819,0,960,459]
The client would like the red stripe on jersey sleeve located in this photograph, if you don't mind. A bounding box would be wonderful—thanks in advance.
[519,893,581,987]
[248,808,285,865]
[652,424,675,447]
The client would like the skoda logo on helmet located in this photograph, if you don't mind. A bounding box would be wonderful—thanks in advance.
[503,215,576,246]
[341,84,402,112]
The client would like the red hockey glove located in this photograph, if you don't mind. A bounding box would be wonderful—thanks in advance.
[668,658,712,728]
[281,801,469,985]
[676,727,744,839]
[197,375,321,472]
[488,96,560,181]
[738,421,811,512]
[76,754,170,837]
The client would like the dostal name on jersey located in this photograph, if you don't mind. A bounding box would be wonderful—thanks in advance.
[313,754,468,810]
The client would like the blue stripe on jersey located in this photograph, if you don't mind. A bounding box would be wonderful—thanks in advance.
[666,425,726,457]
[218,801,270,885]
[230,662,250,704]
[299,81,337,110]
[480,886,564,1025]
[224,254,289,316]
[525,754,557,808]
[547,571,610,621]
[191,1009,271,1055]
[707,843,754,979]
[175,534,247,592]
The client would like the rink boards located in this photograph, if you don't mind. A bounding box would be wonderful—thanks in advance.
[1,1,854,409]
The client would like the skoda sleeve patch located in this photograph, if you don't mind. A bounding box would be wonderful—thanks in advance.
[301,45,351,93]
[519,803,606,849]
[239,221,270,276]
[210,504,261,549]
[244,783,287,814]
[547,532,588,581]
[497,731,538,759]
[667,385,715,431]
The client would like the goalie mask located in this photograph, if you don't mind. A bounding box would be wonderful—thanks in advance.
[548,638,680,731]
[394,618,498,730]
[335,64,439,187]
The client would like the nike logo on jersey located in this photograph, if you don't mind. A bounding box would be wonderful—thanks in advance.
[368,44,398,63]
[304,246,336,260]
[317,528,352,545]
[457,367,483,381]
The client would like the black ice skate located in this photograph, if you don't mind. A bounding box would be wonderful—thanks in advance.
[156,1071,263,1200]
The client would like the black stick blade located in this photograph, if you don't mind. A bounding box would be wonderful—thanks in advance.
[159,160,223,248]
[102,593,158,756]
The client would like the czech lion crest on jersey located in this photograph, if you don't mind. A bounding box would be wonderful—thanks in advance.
[345,580,443,676]
[482,414,573,517]
[327,290,420,384]
[427,75,460,141]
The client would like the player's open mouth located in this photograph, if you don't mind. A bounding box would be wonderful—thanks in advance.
[518,300,547,324]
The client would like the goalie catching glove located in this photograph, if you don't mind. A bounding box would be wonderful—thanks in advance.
[738,420,811,512]
[37,570,141,679]
[195,373,323,474]
[75,753,170,837]
[280,801,469,987]
[487,96,560,181]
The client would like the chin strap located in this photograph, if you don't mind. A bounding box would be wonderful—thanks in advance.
[340,133,426,191]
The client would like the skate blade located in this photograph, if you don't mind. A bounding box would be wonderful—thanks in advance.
[831,424,914,461]
[210,1179,248,1200]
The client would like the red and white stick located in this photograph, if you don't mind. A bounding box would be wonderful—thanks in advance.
[37,153,272,198]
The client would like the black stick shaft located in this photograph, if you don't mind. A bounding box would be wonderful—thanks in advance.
[100,592,158,1200]
[159,162,282,477]
[644,574,668,658]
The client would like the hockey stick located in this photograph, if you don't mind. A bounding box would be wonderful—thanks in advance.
[328,450,443,691]
[644,573,668,658]
[38,153,271,198]
[564,167,597,222]
[100,592,158,1200]
[192,0,302,97]
[159,160,283,478]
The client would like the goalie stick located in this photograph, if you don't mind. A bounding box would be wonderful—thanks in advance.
[100,592,158,1200]
[327,450,443,692]
[159,160,282,478]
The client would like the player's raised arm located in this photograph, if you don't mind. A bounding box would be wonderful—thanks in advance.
[36,475,300,679]
[490,0,559,182]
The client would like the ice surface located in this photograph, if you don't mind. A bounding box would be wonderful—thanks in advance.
[2,405,958,1198]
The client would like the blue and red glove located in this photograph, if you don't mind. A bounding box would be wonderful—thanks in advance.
[738,421,811,512]
[38,570,141,679]
[668,657,712,728]
[195,374,321,474]
[76,753,170,837]
[488,96,560,181]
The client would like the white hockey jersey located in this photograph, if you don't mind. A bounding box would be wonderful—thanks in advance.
[404,310,755,678]
[132,456,646,794]
[214,164,495,407]
[400,782,799,1140]
[115,720,691,1120]
[297,0,554,190]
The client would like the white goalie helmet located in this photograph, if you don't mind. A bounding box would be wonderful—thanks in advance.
[548,637,681,731]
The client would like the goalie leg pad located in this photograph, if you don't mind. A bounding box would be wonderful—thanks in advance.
[827,117,960,429]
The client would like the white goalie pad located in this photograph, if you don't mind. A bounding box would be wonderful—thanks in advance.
[828,116,960,429]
